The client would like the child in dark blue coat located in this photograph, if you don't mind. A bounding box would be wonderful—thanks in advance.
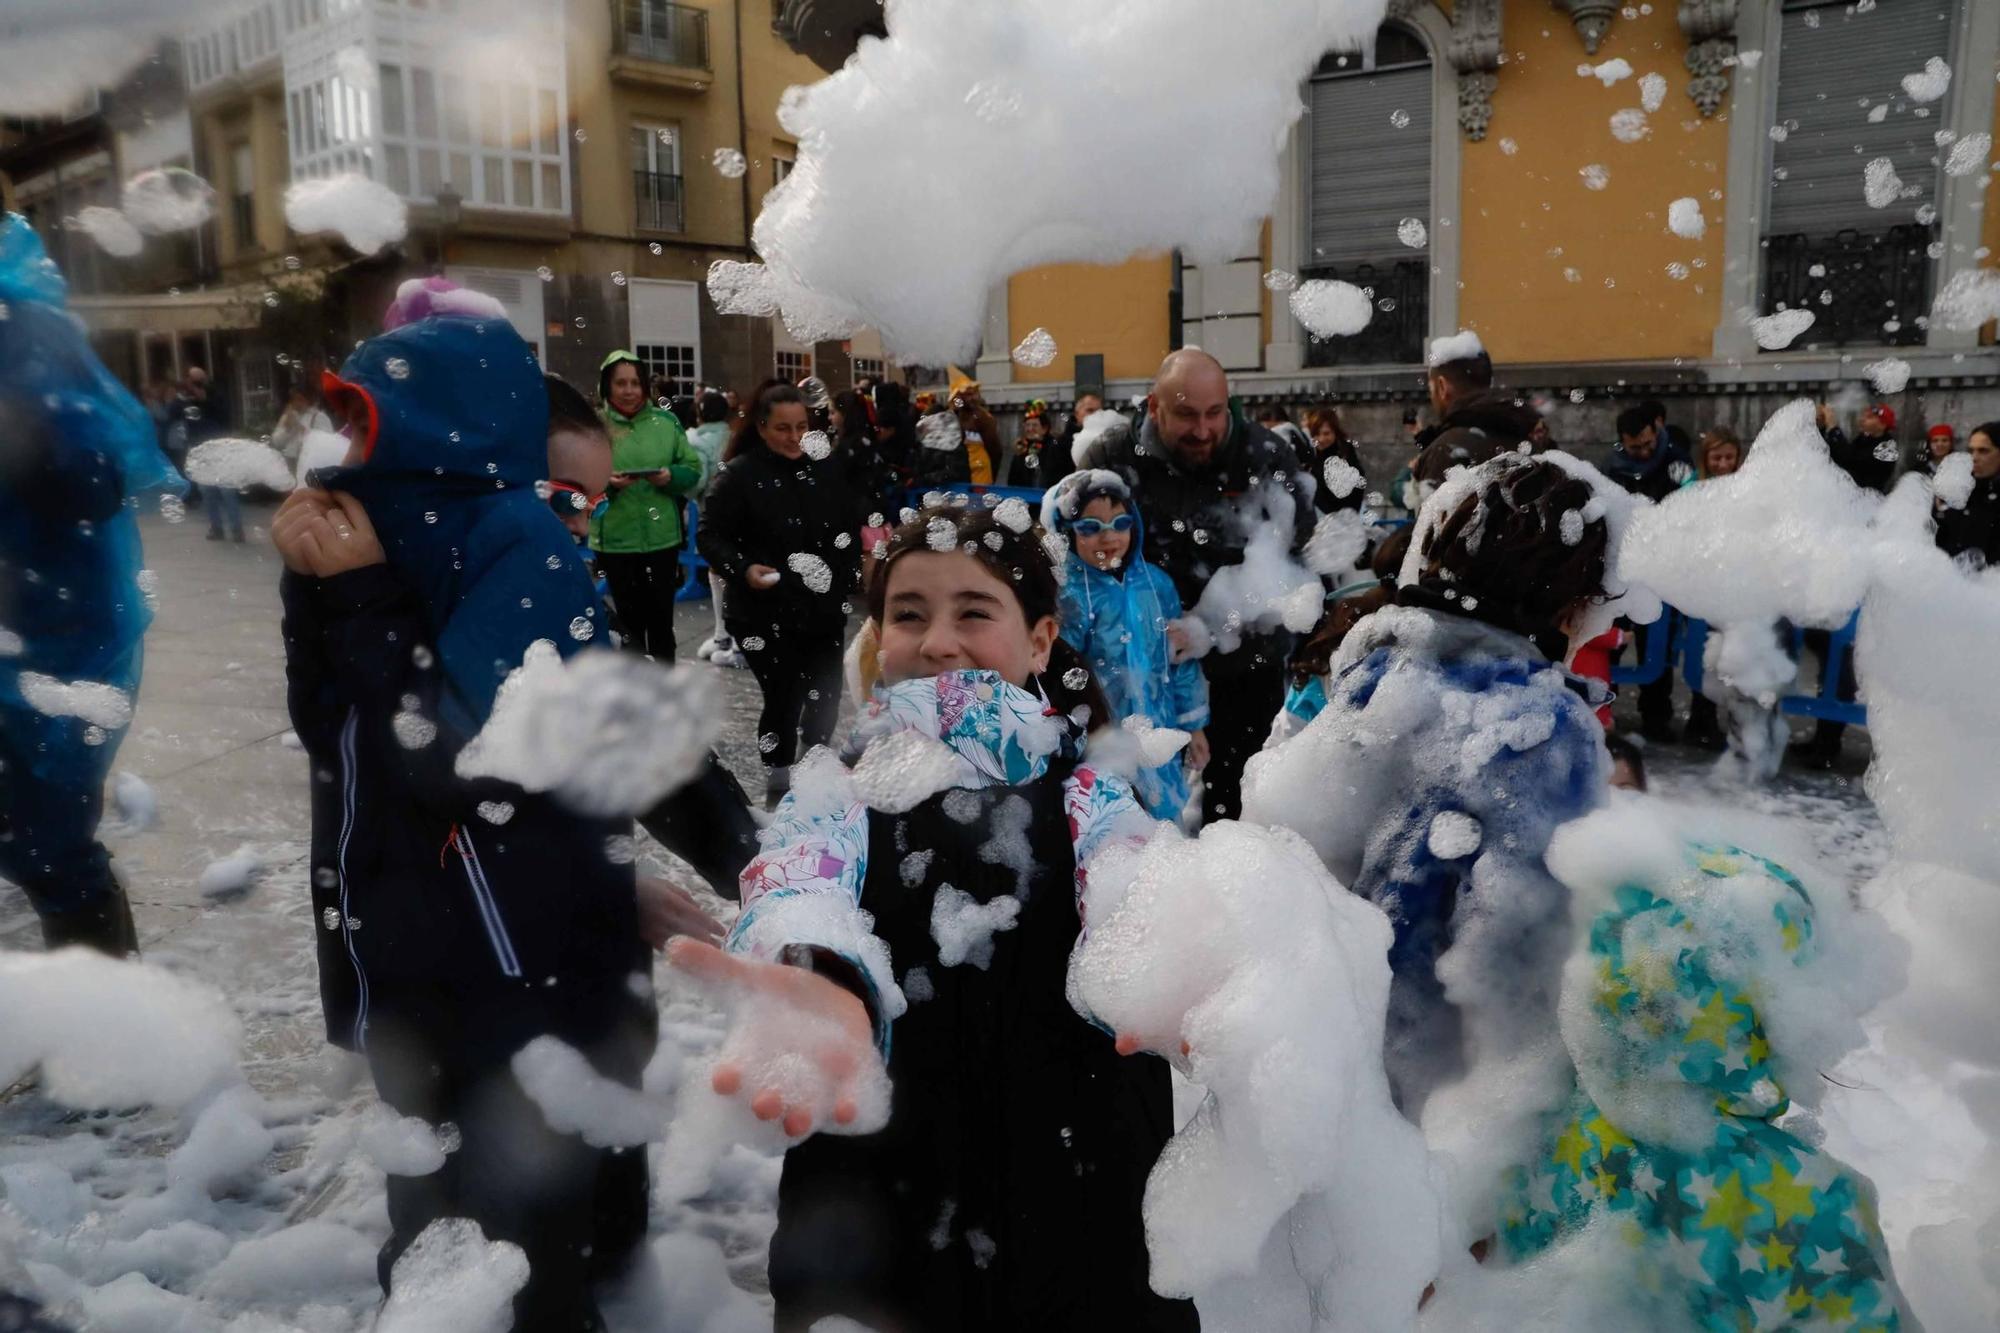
[277,312,653,1330]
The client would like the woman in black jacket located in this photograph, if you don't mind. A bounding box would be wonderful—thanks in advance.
[1303,405,1367,515]
[1936,421,2000,569]
[698,380,865,806]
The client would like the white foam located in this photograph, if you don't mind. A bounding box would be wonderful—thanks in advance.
[282,174,410,257]
[456,641,721,817]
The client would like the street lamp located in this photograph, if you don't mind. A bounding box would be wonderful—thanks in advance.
[433,182,462,275]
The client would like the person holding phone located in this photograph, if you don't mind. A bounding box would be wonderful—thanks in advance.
[590,350,705,661]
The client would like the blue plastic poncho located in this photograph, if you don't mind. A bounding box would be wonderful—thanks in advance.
[1043,470,1209,822]
[0,214,182,789]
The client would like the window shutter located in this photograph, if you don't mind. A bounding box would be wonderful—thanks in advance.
[1767,0,1960,240]
[1308,61,1432,268]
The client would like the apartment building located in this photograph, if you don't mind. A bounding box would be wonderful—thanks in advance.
[145,0,890,428]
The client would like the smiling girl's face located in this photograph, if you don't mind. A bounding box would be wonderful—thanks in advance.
[877,550,1056,687]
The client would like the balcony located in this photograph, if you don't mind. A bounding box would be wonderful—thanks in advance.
[1760,225,1934,350]
[1301,259,1428,368]
[610,0,714,92]
[635,170,685,234]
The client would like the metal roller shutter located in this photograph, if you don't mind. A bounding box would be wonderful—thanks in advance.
[1767,0,1961,240]
[446,265,546,361]
[1308,59,1432,267]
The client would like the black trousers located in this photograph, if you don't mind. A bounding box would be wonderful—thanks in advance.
[599,548,682,661]
[739,619,845,769]
[1199,656,1286,825]
[364,977,655,1333]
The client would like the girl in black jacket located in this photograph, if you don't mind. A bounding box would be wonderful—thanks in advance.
[670,502,1196,1333]
[697,380,866,806]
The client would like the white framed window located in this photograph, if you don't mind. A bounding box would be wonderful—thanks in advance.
[773,154,794,186]
[852,356,885,381]
[776,349,812,382]
[635,343,697,389]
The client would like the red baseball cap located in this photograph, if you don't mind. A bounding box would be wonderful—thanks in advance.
[1928,423,1955,439]
[1870,404,1897,431]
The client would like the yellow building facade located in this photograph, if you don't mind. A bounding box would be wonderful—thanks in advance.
[979,0,2000,446]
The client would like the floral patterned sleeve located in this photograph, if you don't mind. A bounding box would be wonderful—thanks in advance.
[1063,764,1157,924]
[725,790,904,1053]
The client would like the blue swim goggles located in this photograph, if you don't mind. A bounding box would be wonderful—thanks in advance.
[1070,514,1134,537]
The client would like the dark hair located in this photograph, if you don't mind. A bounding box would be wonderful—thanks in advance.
[832,388,875,446]
[697,390,731,425]
[669,395,698,430]
[726,379,808,461]
[1969,421,2000,450]
[867,500,1112,728]
[1604,733,1649,790]
[598,353,642,406]
[1415,456,1609,642]
[544,373,608,441]
[1616,406,1655,442]
[1429,352,1493,396]
[871,381,919,475]
[1254,404,1291,425]
[1639,399,1668,425]
[1303,406,1345,442]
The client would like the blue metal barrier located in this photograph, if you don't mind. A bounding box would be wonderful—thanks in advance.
[676,500,709,601]
[1607,609,1866,727]
[907,483,1049,509]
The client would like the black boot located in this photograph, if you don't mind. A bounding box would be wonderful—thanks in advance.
[40,881,140,958]
[764,765,792,811]
[1684,696,1727,751]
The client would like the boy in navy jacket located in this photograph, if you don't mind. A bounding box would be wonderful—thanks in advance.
[277,314,651,1330]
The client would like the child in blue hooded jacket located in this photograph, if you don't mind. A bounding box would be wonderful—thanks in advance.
[276,310,655,1330]
[1043,469,1209,824]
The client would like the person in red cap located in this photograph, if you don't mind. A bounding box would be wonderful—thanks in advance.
[1813,400,1899,493]
[1922,421,1958,476]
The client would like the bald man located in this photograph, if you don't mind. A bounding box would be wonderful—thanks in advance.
[1078,349,1313,824]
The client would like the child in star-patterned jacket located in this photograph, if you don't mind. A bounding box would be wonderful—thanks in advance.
[1494,836,1907,1332]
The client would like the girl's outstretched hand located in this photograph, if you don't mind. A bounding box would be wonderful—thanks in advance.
[666,938,883,1138]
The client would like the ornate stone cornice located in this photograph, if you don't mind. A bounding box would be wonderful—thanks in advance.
[1390,0,1504,141]
[1679,0,1741,117]
[1552,0,1619,55]
[1448,0,1504,141]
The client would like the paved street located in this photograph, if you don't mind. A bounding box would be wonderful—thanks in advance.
[0,498,806,1090]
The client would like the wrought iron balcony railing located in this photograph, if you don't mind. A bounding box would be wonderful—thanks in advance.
[1761,224,1934,349]
[1301,259,1429,367]
[635,170,685,233]
[615,0,711,69]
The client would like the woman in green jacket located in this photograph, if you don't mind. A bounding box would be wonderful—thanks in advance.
[592,350,704,659]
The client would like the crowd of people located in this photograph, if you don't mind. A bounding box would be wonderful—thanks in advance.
[0,212,1964,1332]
